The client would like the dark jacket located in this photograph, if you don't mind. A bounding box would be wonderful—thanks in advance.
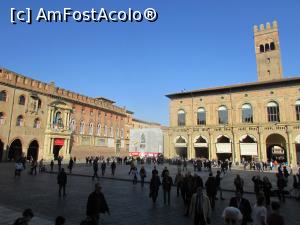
[57,171,67,185]
[162,176,173,191]
[150,176,161,191]
[205,176,217,196]
[267,212,285,225]
[229,197,252,225]
[86,191,110,216]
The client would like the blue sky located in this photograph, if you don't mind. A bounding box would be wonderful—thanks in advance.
[1,1,300,125]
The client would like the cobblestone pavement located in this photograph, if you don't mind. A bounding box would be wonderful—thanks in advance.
[0,163,299,225]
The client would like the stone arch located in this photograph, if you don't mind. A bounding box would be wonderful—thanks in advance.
[174,135,188,144]
[215,135,232,161]
[27,140,39,161]
[174,135,188,159]
[239,134,258,162]
[266,133,287,163]
[239,134,257,143]
[193,135,209,159]
[8,138,23,161]
[215,134,232,143]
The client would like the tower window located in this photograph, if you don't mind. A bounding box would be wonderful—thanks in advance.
[270,42,275,50]
[260,45,265,53]
[267,70,271,76]
[265,43,270,51]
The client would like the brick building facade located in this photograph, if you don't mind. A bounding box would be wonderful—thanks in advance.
[0,69,134,161]
[164,21,300,166]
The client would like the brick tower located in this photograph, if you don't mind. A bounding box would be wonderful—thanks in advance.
[254,21,283,81]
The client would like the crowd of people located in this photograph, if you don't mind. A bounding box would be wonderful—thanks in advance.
[10,155,300,225]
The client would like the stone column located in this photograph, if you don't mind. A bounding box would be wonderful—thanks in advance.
[286,127,295,166]
[209,131,217,160]
[258,128,264,161]
[50,138,54,155]
[46,109,51,128]
[50,109,54,128]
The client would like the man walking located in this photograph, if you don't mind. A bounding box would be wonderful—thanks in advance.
[215,170,225,200]
[205,173,217,210]
[57,168,67,197]
[162,171,173,205]
[92,159,99,181]
[86,183,110,225]
[111,161,116,176]
[229,191,252,225]
[68,157,74,174]
[101,161,106,176]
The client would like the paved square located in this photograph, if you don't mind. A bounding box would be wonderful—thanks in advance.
[0,162,299,225]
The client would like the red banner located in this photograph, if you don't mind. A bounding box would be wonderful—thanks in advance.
[54,138,64,146]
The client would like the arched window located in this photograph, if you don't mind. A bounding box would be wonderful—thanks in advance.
[260,44,264,53]
[96,123,101,136]
[89,123,94,135]
[18,95,25,105]
[37,98,42,109]
[270,42,275,50]
[0,91,7,102]
[110,127,114,137]
[267,101,280,122]
[104,125,108,137]
[242,104,253,123]
[197,107,206,125]
[80,121,85,134]
[53,112,63,128]
[120,128,124,138]
[178,109,186,126]
[0,112,5,125]
[218,106,228,124]
[265,43,270,51]
[16,115,24,126]
[70,119,76,132]
[116,128,120,138]
[295,100,300,121]
[33,118,41,128]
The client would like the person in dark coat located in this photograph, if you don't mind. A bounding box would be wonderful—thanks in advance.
[86,183,110,225]
[92,159,99,181]
[252,175,263,197]
[162,171,173,205]
[175,170,184,197]
[276,173,286,202]
[57,168,67,197]
[139,166,147,188]
[215,170,225,200]
[184,172,194,216]
[58,156,62,171]
[149,173,161,203]
[267,201,285,225]
[161,166,169,179]
[229,191,252,225]
[205,173,217,210]
[68,157,74,174]
[50,160,54,172]
[111,161,116,176]
[262,176,272,206]
[101,161,106,176]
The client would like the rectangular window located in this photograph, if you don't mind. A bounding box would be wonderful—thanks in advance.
[219,111,228,124]
[197,112,206,125]
[296,105,300,121]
